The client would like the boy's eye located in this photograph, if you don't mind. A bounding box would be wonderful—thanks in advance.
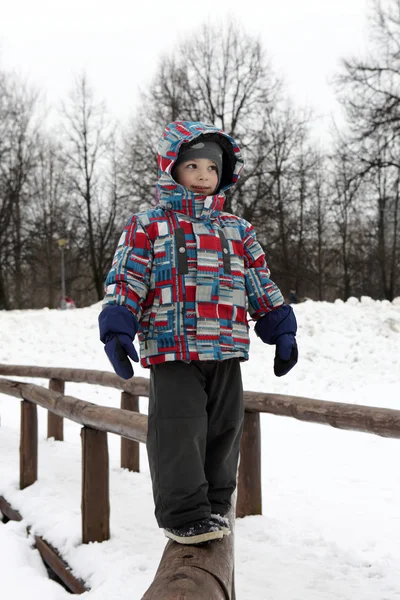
[183,162,217,172]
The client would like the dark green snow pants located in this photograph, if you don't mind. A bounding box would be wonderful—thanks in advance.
[146,359,244,528]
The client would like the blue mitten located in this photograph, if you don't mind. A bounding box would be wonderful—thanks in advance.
[99,305,139,379]
[255,304,298,377]
[274,334,298,377]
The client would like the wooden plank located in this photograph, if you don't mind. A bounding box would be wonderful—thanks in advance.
[0,497,87,594]
[48,378,65,440]
[34,535,88,594]
[0,496,22,522]
[20,400,38,490]
[0,378,148,444]
[81,427,110,543]
[121,392,140,472]
[237,411,262,518]
[142,501,236,599]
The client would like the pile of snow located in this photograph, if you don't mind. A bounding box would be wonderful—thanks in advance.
[0,297,399,599]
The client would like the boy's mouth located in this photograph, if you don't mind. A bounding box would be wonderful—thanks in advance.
[191,186,211,193]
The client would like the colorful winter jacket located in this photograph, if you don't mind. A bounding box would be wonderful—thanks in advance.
[103,121,284,367]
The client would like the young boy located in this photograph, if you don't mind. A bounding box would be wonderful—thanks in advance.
[99,121,298,545]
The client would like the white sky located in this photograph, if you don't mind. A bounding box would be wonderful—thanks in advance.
[0,0,370,137]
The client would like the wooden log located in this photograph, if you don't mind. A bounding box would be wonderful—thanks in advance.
[237,411,262,518]
[20,400,38,490]
[48,378,65,441]
[142,502,236,599]
[0,364,150,397]
[34,535,88,594]
[121,392,140,472]
[0,496,22,522]
[81,427,110,543]
[242,390,400,439]
[0,378,148,444]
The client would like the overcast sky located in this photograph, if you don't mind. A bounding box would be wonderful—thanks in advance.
[0,0,370,138]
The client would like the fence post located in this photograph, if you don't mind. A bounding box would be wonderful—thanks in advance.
[48,378,65,441]
[81,427,110,543]
[236,410,262,518]
[20,400,38,490]
[120,392,140,472]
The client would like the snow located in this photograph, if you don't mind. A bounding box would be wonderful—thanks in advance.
[1,298,400,599]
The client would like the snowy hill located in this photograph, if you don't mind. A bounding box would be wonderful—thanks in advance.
[1,298,400,599]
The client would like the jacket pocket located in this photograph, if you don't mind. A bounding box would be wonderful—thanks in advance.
[154,305,175,332]
[153,288,175,333]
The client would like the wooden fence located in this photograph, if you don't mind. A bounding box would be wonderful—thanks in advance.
[1,363,400,597]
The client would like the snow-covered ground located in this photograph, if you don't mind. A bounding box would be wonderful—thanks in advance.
[1,297,400,599]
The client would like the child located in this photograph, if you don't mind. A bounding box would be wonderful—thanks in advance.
[99,121,298,545]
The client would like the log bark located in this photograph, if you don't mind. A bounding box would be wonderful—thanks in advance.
[20,400,38,489]
[242,390,400,438]
[121,392,140,472]
[0,378,147,443]
[142,502,235,599]
[81,427,110,543]
[237,411,261,518]
[0,364,149,396]
[48,378,65,441]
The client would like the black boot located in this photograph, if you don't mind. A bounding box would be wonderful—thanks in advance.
[210,513,231,535]
[164,518,223,545]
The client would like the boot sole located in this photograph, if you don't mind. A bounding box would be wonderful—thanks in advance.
[218,526,231,536]
[164,528,224,545]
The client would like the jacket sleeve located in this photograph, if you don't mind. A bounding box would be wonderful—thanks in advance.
[102,215,153,322]
[243,223,284,319]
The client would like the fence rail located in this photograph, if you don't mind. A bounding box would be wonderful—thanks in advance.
[1,364,399,439]
[0,378,147,441]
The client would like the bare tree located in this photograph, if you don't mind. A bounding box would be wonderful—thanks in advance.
[306,153,337,300]
[0,72,13,309]
[363,150,400,299]
[252,103,315,294]
[335,0,400,299]
[0,72,40,308]
[329,142,364,300]
[24,136,71,308]
[339,0,400,148]
[60,74,118,300]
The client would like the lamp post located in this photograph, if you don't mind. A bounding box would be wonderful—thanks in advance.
[57,238,68,310]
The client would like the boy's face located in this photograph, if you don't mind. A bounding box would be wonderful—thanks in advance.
[173,158,219,195]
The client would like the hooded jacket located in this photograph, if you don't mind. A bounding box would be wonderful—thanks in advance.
[103,121,284,367]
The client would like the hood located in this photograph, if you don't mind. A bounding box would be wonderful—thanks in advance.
[156,121,244,221]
